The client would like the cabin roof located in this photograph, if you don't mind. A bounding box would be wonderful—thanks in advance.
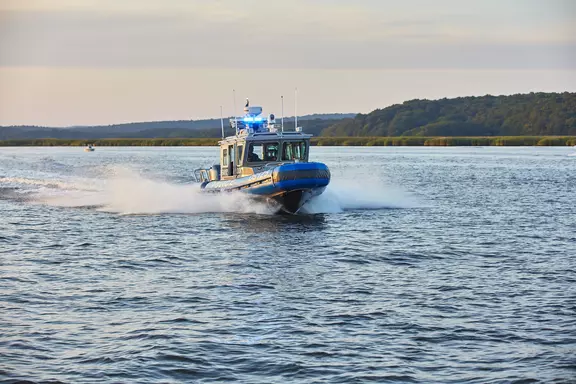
[219,131,312,145]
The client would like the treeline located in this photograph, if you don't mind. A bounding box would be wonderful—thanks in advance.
[0,138,219,147]
[313,136,576,146]
[0,115,338,140]
[323,92,576,137]
[0,114,355,140]
[2,93,575,140]
[2,136,575,147]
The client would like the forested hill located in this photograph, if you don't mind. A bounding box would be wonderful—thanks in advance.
[0,113,355,140]
[2,93,575,139]
[322,93,576,137]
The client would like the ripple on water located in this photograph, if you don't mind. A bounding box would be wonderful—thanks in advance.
[1,147,575,383]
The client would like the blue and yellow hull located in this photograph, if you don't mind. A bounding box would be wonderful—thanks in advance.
[202,162,330,213]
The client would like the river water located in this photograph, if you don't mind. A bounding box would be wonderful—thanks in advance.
[1,146,575,383]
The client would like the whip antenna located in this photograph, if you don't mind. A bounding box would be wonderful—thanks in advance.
[220,106,225,138]
[233,89,238,133]
[281,95,284,133]
[294,88,298,131]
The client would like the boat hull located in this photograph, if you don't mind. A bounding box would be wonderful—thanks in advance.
[271,187,326,214]
[201,162,330,213]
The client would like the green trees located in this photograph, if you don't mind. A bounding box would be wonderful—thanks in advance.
[2,136,575,146]
[322,92,576,137]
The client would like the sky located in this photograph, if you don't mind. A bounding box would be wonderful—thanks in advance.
[0,0,575,126]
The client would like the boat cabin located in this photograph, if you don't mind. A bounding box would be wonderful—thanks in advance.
[194,101,312,183]
[218,131,312,180]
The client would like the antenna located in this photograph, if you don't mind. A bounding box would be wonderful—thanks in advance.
[281,95,284,133]
[294,88,298,131]
[233,89,238,134]
[220,106,225,138]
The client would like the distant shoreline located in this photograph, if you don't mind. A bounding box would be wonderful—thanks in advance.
[1,136,575,147]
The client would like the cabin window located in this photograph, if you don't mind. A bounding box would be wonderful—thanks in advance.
[247,142,279,162]
[228,145,235,175]
[237,145,244,164]
[282,141,307,161]
[228,145,234,163]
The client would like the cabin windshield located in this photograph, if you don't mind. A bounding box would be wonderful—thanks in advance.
[248,142,279,162]
[282,141,307,161]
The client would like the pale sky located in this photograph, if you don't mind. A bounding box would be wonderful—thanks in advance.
[0,0,575,126]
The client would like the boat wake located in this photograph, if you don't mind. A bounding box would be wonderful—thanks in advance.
[1,168,417,215]
[29,168,278,215]
[0,177,89,191]
[301,179,418,214]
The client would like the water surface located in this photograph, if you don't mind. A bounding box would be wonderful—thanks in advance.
[1,146,575,383]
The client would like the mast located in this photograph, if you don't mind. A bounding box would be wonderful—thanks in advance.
[220,106,225,138]
[281,95,284,133]
[233,89,238,133]
[294,88,298,131]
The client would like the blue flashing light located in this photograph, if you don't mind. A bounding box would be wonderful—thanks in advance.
[244,117,264,123]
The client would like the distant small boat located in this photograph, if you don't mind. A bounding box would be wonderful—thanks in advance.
[84,144,95,152]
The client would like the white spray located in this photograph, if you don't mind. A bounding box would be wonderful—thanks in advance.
[6,167,418,215]
[301,179,419,214]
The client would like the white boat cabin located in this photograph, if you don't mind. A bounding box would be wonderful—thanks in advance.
[218,131,312,180]
[195,101,312,183]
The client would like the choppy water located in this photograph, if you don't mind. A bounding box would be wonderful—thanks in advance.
[1,146,575,383]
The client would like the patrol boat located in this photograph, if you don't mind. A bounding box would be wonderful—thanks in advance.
[193,100,330,214]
